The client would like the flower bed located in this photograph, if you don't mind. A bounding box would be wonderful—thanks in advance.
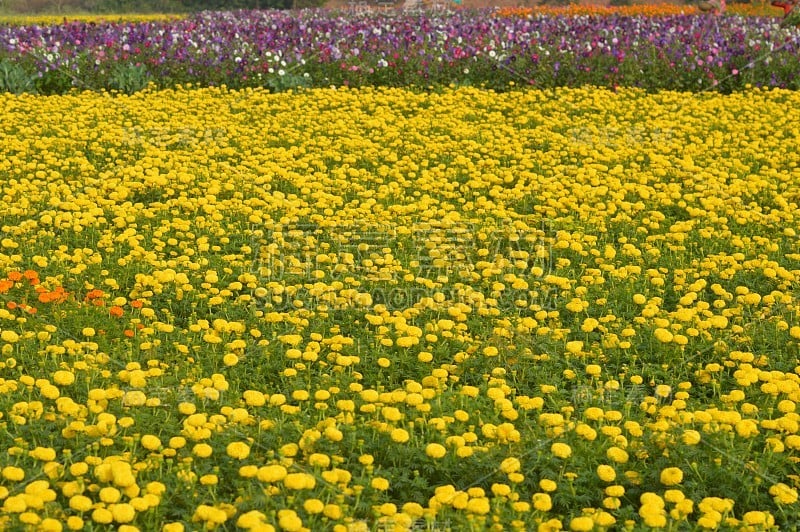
[0,84,799,530]
[0,8,798,94]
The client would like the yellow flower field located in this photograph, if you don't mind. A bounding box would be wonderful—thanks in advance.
[0,85,799,530]
[0,13,184,25]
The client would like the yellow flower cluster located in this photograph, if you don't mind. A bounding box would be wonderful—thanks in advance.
[0,85,799,529]
[0,13,184,26]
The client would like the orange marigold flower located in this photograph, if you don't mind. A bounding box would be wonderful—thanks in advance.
[0,280,13,293]
[85,289,105,301]
[130,300,144,309]
[38,288,69,304]
[124,330,135,338]
[53,287,69,302]
[110,306,124,318]
[7,271,22,282]
[6,301,17,310]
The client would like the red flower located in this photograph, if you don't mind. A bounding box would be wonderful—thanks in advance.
[772,0,797,14]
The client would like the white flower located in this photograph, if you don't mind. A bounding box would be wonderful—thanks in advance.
[278,69,285,76]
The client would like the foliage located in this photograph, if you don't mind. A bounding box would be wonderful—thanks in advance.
[0,57,35,92]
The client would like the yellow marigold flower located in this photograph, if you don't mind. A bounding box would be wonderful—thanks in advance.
[603,496,621,510]
[30,446,57,461]
[92,508,114,525]
[69,494,93,512]
[491,483,512,497]
[1,330,19,343]
[236,510,267,528]
[226,441,251,460]
[606,446,629,463]
[2,466,24,482]
[569,516,595,531]
[483,346,499,357]
[390,428,410,443]
[565,340,583,354]
[682,430,701,445]
[381,406,403,421]
[461,385,480,398]
[39,518,63,532]
[551,442,572,459]
[742,511,771,526]
[243,390,266,407]
[769,483,799,505]
[378,502,397,516]
[653,328,673,343]
[141,435,162,451]
[664,489,685,504]
[323,503,343,520]
[111,503,136,523]
[284,472,315,490]
[500,457,521,474]
[99,487,122,504]
[532,492,552,511]
[466,497,491,514]
[371,477,390,491]
[640,509,667,528]
[426,443,447,459]
[65,516,84,530]
[192,443,213,458]
[735,419,759,438]
[199,474,218,486]
[3,494,26,513]
[585,364,602,377]
[257,465,288,483]
[539,479,557,492]
[660,467,684,486]
[53,370,75,386]
[654,384,672,398]
[303,499,325,514]
[596,464,616,482]
[708,315,728,329]
[277,509,303,532]
[595,511,615,527]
